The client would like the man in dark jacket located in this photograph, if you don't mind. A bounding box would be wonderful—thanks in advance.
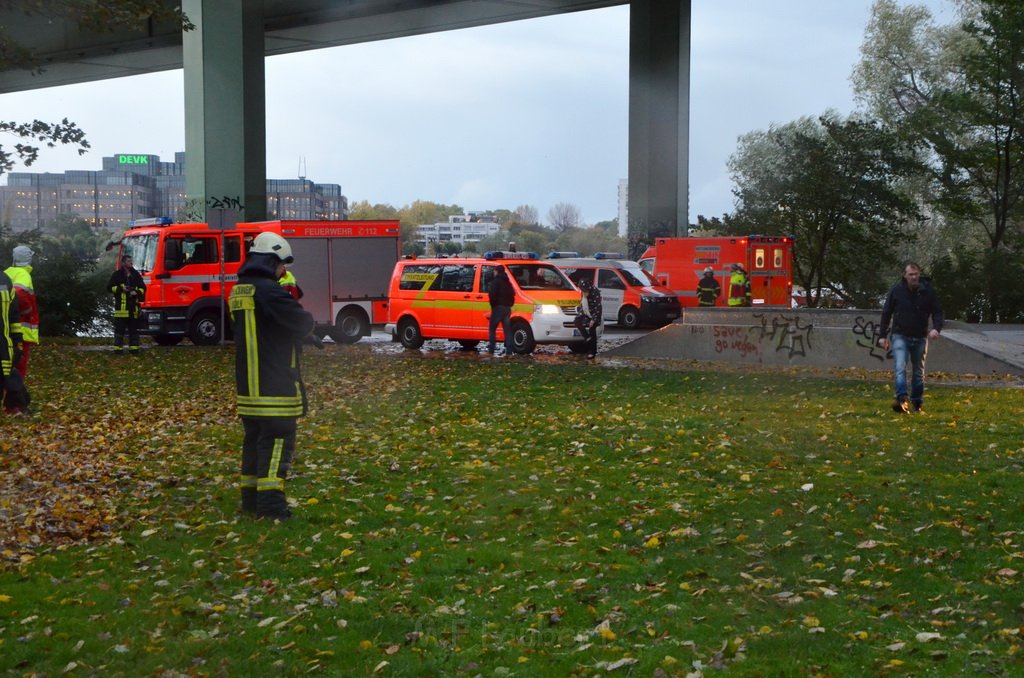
[107,255,147,353]
[487,265,515,353]
[878,262,944,413]
[229,232,315,520]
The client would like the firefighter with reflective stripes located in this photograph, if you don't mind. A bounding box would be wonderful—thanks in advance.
[229,232,314,520]
[4,245,38,376]
[108,255,146,353]
[727,263,752,307]
[1,269,24,412]
[696,266,721,307]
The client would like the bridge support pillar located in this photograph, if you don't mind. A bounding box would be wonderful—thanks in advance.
[183,0,266,225]
[628,0,691,242]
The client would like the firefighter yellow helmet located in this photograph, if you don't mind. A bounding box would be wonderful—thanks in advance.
[251,232,294,264]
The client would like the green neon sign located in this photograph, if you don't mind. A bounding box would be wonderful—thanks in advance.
[118,155,150,165]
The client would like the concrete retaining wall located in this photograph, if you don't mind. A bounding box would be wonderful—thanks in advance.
[605,308,1024,377]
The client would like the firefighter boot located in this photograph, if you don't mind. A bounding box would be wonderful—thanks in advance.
[256,490,292,521]
[241,487,257,514]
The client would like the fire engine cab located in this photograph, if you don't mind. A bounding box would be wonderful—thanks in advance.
[639,235,794,307]
[116,217,401,345]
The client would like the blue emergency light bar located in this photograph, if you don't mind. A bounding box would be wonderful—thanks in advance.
[593,252,625,260]
[129,217,173,227]
[546,251,580,259]
[483,251,539,260]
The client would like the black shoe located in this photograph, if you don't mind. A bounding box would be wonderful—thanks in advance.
[912,402,924,414]
[892,397,909,414]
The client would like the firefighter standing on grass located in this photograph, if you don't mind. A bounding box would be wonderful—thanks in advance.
[1,269,24,413]
[108,255,146,353]
[229,232,314,520]
[4,245,37,376]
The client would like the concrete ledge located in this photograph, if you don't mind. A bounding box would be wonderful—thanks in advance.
[605,308,1024,377]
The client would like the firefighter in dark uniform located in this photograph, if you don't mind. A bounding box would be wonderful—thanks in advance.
[229,232,315,520]
[107,255,146,353]
[579,277,602,359]
[1,269,24,412]
[696,266,721,306]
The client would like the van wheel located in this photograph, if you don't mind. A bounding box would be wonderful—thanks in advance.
[397,317,424,350]
[509,320,535,354]
[154,334,183,347]
[189,311,222,345]
[457,340,479,350]
[618,305,640,329]
[331,308,369,344]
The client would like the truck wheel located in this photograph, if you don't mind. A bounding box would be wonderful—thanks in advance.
[397,317,424,350]
[509,320,535,354]
[330,308,369,344]
[189,311,222,346]
[618,305,640,329]
[154,334,183,347]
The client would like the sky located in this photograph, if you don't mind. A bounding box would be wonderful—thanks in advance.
[1,0,954,228]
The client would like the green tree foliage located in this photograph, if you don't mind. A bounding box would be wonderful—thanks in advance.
[727,112,924,308]
[854,0,1024,320]
[1,216,114,336]
[0,1,192,179]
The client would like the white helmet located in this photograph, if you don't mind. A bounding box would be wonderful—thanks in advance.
[251,232,294,263]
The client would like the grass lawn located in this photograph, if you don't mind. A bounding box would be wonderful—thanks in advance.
[1,339,1023,676]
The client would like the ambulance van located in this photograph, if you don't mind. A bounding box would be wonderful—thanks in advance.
[385,251,592,354]
[548,253,681,328]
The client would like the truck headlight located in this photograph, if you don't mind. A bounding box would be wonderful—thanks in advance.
[535,304,560,315]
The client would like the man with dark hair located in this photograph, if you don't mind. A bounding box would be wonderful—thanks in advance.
[107,255,146,353]
[487,265,514,354]
[878,262,944,414]
[229,232,314,520]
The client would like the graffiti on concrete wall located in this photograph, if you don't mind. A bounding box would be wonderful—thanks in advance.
[711,325,761,358]
[852,316,891,361]
[750,313,814,359]
[184,196,246,223]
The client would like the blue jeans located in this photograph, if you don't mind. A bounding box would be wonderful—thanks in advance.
[891,334,928,405]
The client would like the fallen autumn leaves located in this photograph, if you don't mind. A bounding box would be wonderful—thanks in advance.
[1,339,1023,676]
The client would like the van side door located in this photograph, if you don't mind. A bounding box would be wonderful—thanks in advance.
[597,268,625,323]
[430,263,481,336]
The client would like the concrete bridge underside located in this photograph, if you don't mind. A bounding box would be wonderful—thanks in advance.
[0,0,689,231]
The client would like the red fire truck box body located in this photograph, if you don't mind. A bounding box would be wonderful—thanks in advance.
[117,218,400,345]
[638,235,793,307]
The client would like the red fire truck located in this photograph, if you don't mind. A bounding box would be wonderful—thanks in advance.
[115,218,401,345]
[638,235,794,307]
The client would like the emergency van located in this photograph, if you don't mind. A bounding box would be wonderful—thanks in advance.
[639,235,794,307]
[385,251,591,354]
[115,217,401,345]
[547,253,680,328]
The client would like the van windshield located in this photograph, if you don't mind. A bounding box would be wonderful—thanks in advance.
[121,234,159,273]
[621,266,653,287]
[507,263,575,291]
